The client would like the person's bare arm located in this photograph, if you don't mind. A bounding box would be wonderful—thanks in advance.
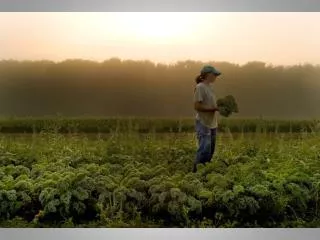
[194,101,219,112]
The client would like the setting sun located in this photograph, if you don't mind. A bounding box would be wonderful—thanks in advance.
[0,12,319,64]
[118,13,199,44]
[81,12,204,45]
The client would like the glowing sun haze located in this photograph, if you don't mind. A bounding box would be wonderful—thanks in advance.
[0,12,319,65]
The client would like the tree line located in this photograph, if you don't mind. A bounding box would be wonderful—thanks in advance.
[0,59,319,119]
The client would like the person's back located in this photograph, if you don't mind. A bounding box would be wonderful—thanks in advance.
[194,82,218,129]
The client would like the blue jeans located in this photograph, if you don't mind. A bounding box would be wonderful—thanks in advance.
[194,120,217,165]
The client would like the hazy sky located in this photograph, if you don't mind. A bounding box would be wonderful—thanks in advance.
[0,12,319,65]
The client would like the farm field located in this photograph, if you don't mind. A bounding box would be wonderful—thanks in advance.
[0,118,320,227]
[0,117,319,134]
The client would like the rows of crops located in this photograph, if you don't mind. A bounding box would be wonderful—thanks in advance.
[0,131,320,227]
[0,117,319,133]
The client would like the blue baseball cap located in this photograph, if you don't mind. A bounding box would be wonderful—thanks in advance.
[201,65,221,76]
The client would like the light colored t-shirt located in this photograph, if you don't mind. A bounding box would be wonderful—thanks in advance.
[194,82,218,129]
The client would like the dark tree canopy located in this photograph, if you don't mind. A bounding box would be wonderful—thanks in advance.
[0,59,319,119]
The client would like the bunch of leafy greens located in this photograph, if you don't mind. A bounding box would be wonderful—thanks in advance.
[217,95,239,117]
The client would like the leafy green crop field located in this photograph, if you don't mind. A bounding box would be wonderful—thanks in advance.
[0,130,320,227]
[0,117,319,134]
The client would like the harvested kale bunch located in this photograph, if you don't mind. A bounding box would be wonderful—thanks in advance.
[217,95,239,117]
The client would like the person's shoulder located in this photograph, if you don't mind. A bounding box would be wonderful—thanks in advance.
[195,82,205,89]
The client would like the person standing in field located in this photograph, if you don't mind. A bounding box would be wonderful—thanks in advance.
[193,65,221,173]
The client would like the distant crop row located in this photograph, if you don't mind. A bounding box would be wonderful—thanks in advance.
[0,117,319,134]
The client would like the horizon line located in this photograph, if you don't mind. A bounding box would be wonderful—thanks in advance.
[1,58,319,68]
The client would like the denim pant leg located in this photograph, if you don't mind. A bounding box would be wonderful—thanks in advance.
[194,121,216,164]
[210,128,217,158]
